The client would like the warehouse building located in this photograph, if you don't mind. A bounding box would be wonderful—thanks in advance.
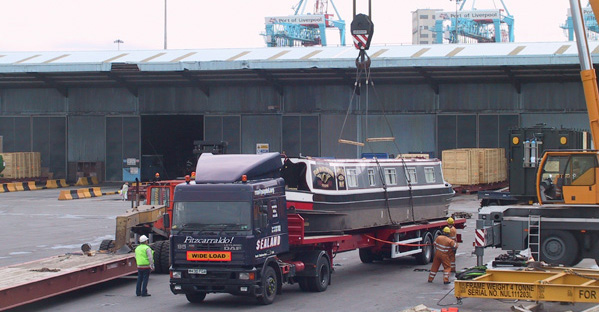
[0,42,591,181]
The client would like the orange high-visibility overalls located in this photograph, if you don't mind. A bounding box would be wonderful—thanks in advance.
[428,235,457,283]
[448,225,457,273]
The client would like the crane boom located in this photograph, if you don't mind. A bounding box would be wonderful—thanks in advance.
[574,0,599,150]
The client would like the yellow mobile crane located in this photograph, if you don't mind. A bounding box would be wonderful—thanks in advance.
[536,0,599,206]
[456,0,599,305]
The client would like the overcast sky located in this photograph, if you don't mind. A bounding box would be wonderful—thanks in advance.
[0,0,575,52]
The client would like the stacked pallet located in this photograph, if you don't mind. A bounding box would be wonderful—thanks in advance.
[442,148,507,185]
[0,152,42,179]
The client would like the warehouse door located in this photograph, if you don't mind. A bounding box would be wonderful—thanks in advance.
[437,114,519,159]
[141,115,203,180]
[106,116,140,182]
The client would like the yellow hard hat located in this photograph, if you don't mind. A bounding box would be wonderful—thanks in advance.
[447,217,454,225]
[443,227,451,234]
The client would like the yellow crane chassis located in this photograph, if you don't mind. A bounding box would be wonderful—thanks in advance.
[455,268,599,303]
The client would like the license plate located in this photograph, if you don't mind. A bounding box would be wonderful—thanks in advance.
[188,268,207,274]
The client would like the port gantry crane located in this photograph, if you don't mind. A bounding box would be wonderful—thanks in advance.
[263,0,345,47]
[434,0,514,43]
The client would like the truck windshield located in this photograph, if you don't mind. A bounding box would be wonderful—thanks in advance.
[172,201,251,231]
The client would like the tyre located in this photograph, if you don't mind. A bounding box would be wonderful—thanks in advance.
[99,239,115,251]
[152,240,170,274]
[307,256,330,292]
[415,232,434,265]
[257,266,277,305]
[185,292,206,303]
[540,230,578,266]
[359,248,375,264]
[296,276,311,292]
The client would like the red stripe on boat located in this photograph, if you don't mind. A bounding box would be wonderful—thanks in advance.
[287,201,313,210]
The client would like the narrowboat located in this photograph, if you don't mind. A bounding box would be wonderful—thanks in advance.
[280,156,454,234]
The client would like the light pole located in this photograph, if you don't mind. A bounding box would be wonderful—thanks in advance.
[114,39,124,50]
[451,0,461,43]
[164,0,167,49]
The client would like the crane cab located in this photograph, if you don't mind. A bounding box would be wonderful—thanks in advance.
[537,151,599,205]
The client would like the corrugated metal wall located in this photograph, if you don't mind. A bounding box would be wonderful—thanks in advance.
[1,89,65,114]
[360,115,437,156]
[140,86,279,113]
[521,113,589,129]
[67,116,105,161]
[32,117,67,179]
[204,116,241,154]
[359,84,437,113]
[0,78,593,182]
[0,116,66,178]
[106,116,139,181]
[70,88,136,113]
[437,114,520,157]
[522,82,586,111]
[241,115,281,154]
[439,83,518,112]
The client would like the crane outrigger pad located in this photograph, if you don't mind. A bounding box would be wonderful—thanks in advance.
[455,268,599,303]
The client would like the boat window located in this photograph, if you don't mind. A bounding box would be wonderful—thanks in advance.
[367,168,376,186]
[281,159,310,191]
[347,168,358,188]
[407,167,418,184]
[424,167,436,183]
[384,168,397,185]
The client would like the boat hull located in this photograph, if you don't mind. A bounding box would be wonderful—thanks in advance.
[287,187,453,234]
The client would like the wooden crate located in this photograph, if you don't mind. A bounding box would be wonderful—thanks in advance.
[23,152,32,178]
[442,148,507,186]
[32,152,41,178]
[442,149,480,185]
[0,153,18,179]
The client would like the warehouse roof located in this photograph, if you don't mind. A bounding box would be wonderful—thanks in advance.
[0,41,594,94]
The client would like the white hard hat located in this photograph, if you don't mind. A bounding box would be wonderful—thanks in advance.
[139,235,148,243]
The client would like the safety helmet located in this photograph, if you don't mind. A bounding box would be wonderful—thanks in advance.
[139,235,149,243]
[443,227,451,234]
[447,217,454,225]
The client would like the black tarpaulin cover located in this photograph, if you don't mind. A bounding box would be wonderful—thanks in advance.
[195,152,282,183]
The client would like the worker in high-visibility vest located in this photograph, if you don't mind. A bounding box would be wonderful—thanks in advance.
[447,217,458,273]
[428,227,458,284]
[135,235,155,297]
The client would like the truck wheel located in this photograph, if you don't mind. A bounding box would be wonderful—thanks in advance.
[99,239,114,251]
[296,276,311,292]
[185,292,206,303]
[257,266,277,305]
[359,248,375,263]
[152,240,170,274]
[415,232,434,265]
[540,230,578,266]
[307,256,330,292]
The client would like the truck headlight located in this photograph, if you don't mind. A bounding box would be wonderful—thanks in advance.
[239,272,255,280]
[172,271,182,279]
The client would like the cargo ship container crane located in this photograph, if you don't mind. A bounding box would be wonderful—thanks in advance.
[263,0,346,47]
[433,0,514,43]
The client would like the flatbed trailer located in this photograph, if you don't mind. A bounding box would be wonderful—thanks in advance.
[0,252,136,311]
[455,267,599,304]
[288,213,466,265]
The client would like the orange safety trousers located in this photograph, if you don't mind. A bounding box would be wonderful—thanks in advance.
[449,226,457,273]
[428,235,456,283]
